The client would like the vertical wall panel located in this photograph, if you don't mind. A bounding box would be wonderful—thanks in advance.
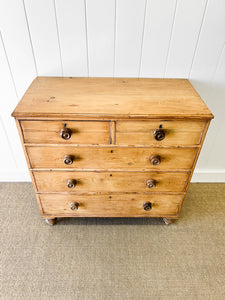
[1,115,28,170]
[140,0,176,77]
[195,45,225,170]
[24,0,62,76]
[55,0,88,76]
[0,0,36,98]
[190,0,225,99]
[114,0,146,77]
[0,35,27,170]
[211,119,225,169]
[189,0,225,172]
[86,0,115,77]
[0,34,18,114]
[0,117,15,170]
[165,0,207,78]
[0,37,16,171]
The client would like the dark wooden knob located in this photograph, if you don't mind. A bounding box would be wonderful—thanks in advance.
[143,202,152,211]
[63,155,74,165]
[146,179,156,188]
[154,129,165,141]
[67,179,77,188]
[70,202,79,210]
[150,155,161,165]
[60,127,72,140]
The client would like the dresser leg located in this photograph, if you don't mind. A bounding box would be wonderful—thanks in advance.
[45,218,57,226]
[162,218,173,225]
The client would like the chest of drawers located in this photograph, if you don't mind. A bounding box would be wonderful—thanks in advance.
[12,77,213,225]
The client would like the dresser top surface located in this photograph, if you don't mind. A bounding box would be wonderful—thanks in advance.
[12,77,213,119]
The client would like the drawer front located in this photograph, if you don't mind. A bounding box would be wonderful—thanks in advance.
[27,147,197,171]
[39,194,183,217]
[21,120,110,144]
[33,171,189,193]
[116,120,205,146]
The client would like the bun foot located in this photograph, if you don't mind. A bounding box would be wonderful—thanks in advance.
[45,218,56,226]
[162,218,173,225]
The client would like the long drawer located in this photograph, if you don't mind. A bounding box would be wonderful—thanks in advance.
[33,171,189,193]
[21,120,110,144]
[27,146,197,171]
[39,194,183,217]
[116,120,205,146]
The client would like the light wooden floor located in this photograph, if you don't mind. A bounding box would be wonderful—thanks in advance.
[1,183,225,300]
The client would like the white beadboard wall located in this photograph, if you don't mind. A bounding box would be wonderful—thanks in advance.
[0,0,225,182]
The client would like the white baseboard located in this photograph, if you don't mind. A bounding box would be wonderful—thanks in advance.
[191,170,225,182]
[0,169,224,182]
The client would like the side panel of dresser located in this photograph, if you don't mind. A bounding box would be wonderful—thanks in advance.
[177,120,211,215]
[14,119,44,215]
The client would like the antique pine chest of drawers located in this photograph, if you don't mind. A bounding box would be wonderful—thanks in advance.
[12,77,213,225]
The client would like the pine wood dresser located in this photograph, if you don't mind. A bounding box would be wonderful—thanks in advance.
[12,77,213,225]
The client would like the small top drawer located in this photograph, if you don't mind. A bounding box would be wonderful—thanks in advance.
[20,120,110,144]
[116,120,205,146]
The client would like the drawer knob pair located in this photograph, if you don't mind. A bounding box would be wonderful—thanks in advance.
[70,201,151,211]
[70,202,79,210]
[60,124,72,140]
[64,155,160,166]
[67,179,77,189]
[63,155,161,166]
[154,128,165,141]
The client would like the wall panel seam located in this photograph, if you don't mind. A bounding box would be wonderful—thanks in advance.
[0,32,19,100]
[188,0,209,79]
[22,0,38,76]
[203,43,225,165]
[138,0,148,78]
[84,0,90,77]
[0,116,18,167]
[163,0,178,78]
[53,0,63,76]
[211,42,225,82]
[113,0,117,77]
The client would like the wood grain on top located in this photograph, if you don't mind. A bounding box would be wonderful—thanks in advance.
[12,77,214,119]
